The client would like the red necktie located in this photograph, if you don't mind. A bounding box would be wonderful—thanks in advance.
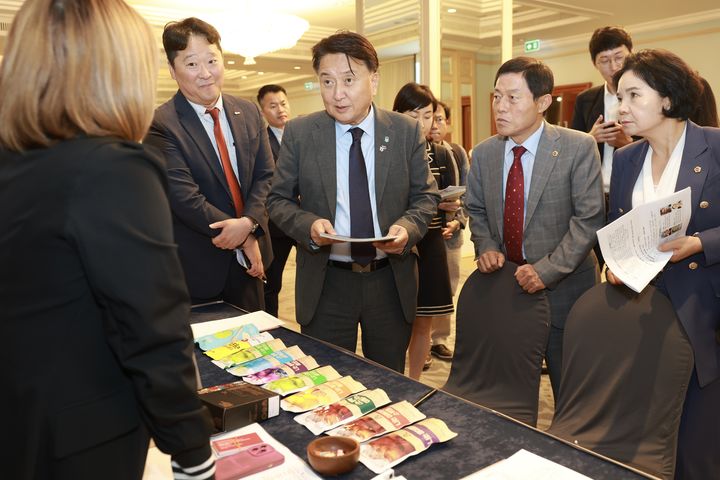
[504,145,527,264]
[206,107,244,217]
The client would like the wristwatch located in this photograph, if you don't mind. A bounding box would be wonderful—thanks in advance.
[243,216,259,234]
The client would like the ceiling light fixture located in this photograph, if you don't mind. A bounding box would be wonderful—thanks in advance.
[205,4,308,65]
[447,8,457,13]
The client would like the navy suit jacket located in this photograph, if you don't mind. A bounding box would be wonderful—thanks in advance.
[571,85,606,159]
[144,91,274,299]
[609,121,720,386]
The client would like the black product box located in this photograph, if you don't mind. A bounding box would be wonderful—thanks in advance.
[198,381,280,432]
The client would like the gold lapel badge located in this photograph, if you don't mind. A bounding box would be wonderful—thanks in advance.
[552,150,559,157]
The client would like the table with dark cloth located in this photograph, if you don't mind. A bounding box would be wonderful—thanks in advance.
[191,302,652,480]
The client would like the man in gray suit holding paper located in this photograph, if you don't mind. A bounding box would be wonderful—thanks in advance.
[267,32,438,373]
[466,57,604,396]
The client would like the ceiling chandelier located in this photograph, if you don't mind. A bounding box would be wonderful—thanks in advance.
[206,4,309,65]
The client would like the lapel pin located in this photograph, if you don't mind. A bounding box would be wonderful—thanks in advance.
[384,136,390,143]
[379,145,387,152]
[233,111,241,115]
[694,166,702,173]
[551,150,559,157]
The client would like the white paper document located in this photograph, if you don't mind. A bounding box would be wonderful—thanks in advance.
[597,187,692,293]
[461,449,593,480]
[319,232,397,243]
[212,423,321,480]
[439,185,467,201]
[190,310,285,339]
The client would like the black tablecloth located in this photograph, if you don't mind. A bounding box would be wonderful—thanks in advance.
[191,302,650,479]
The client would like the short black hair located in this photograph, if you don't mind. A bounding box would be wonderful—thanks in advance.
[162,17,221,66]
[613,49,702,121]
[312,31,379,73]
[495,57,554,100]
[257,84,287,105]
[392,82,437,113]
[437,101,450,121]
[589,26,633,62]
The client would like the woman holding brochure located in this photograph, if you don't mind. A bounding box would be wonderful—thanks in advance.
[607,49,720,480]
[0,1,214,479]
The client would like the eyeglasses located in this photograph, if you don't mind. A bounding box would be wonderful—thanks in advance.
[596,55,626,68]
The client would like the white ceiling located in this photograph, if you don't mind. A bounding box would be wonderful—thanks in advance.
[0,0,718,102]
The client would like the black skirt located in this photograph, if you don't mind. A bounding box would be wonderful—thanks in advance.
[416,227,454,316]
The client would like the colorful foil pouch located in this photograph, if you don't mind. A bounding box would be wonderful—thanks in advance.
[295,389,391,435]
[195,323,261,351]
[326,400,426,443]
[211,338,286,369]
[226,345,305,377]
[359,418,457,474]
[280,376,365,413]
[261,365,340,395]
[242,356,320,385]
[204,331,275,360]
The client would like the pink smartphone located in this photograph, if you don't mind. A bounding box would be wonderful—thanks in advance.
[215,443,285,480]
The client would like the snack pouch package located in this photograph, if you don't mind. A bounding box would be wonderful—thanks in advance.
[211,338,286,369]
[295,389,391,435]
[204,331,275,360]
[226,345,305,377]
[195,323,261,351]
[326,400,426,443]
[242,356,320,385]
[359,418,457,474]
[262,365,340,395]
[281,376,365,413]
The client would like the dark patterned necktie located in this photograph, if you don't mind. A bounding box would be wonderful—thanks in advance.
[348,127,375,266]
[503,145,527,264]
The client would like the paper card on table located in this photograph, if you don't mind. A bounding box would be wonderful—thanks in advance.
[359,418,457,474]
[281,376,366,413]
[326,400,426,443]
[460,449,592,480]
[597,187,691,293]
[212,432,263,458]
[191,310,284,340]
[262,365,340,396]
[211,423,320,480]
[243,356,320,385]
[226,346,305,377]
[319,233,397,243]
[295,388,391,435]
[212,339,287,369]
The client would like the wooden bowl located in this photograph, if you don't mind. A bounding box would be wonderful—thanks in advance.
[306,436,360,475]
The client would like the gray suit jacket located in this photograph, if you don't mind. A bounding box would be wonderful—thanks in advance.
[267,107,439,325]
[466,122,604,327]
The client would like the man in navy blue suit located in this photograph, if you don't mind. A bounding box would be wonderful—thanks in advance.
[257,84,296,317]
[145,18,274,311]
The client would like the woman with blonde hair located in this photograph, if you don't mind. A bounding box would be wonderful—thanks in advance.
[0,1,214,479]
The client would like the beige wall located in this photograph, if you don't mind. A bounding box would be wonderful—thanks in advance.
[473,28,720,145]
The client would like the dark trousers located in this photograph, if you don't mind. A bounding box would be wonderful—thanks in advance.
[545,324,564,401]
[192,259,264,312]
[675,370,720,479]
[302,264,412,373]
[264,234,295,317]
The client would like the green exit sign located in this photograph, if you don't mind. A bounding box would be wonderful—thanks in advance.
[524,39,540,53]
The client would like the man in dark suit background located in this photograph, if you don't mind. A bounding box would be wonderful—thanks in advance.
[267,32,439,372]
[145,17,274,311]
[571,26,634,195]
[257,84,295,317]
